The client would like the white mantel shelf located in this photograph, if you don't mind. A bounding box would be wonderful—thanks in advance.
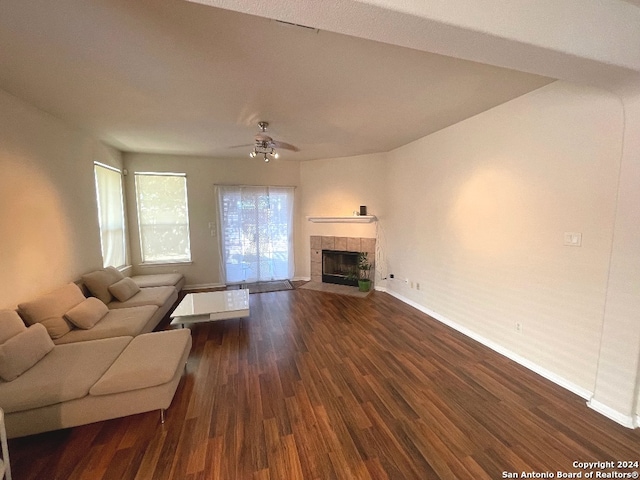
[306,215,377,223]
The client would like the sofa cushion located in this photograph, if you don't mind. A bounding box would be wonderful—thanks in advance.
[18,283,85,339]
[53,305,158,345]
[131,273,185,290]
[0,309,27,344]
[90,329,191,396]
[64,297,109,329]
[0,336,132,413]
[82,267,124,304]
[0,323,54,381]
[108,277,141,302]
[107,286,176,310]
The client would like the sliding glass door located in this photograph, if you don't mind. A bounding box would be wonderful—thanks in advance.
[217,185,294,284]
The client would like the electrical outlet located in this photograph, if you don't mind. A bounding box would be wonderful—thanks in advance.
[416,282,420,290]
[515,322,523,334]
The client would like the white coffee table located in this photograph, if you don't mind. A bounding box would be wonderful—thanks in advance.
[170,289,250,328]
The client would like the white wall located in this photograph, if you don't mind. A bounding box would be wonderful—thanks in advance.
[0,89,121,309]
[298,152,387,279]
[589,87,640,425]
[123,153,300,288]
[384,81,622,395]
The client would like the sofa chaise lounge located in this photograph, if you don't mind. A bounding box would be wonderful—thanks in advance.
[0,310,191,438]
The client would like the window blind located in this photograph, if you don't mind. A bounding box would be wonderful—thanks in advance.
[135,172,191,263]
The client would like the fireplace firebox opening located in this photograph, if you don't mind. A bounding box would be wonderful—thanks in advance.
[322,250,359,286]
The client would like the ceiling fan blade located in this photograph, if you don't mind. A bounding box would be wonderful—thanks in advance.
[272,140,300,152]
[255,132,273,143]
[228,143,254,149]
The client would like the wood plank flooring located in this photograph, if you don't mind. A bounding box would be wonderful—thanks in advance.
[8,288,640,479]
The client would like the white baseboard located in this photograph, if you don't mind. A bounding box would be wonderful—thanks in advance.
[292,276,311,282]
[587,398,638,429]
[184,282,226,291]
[380,288,593,401]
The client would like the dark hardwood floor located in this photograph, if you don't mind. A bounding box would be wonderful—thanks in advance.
[8,288,640,479]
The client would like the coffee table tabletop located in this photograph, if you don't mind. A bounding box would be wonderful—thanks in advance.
[170,289,250,327]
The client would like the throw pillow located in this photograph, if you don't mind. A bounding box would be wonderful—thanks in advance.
[0,309,27,344]
[38,317,73,339]
[108,277,141,302]
[105,266,125,281]
[17,283,85,339]
[65,297,109,329]
[82,268,122,304]
[0,323,54,381]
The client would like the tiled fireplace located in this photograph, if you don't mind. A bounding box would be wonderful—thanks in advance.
[310,236,376,285]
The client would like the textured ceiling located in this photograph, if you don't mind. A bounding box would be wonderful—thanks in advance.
[0,0,553,161]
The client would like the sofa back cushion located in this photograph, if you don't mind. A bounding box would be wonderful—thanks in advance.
[64,297,109,329]
[0,309,26,344]
[17,283,85,339]
[81,267,125,304]
[0,323,54,381]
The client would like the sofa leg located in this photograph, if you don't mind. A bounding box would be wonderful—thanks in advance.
[160,409,165,424]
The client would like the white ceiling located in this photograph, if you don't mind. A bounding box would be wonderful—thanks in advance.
[0,0,553,161]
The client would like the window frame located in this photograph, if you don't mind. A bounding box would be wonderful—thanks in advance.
[134,171,192,265]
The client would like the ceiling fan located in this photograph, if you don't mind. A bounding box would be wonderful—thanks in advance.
[248,121,299,162]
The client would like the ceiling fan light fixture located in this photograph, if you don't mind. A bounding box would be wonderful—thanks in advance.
[248,121,298,163]
[250,146,278,162]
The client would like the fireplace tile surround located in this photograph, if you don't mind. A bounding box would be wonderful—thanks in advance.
[310,236,376,284]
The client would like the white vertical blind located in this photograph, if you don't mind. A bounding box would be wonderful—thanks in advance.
[94,163,126,268]
[135,173,191,263]
[217,185,294,283]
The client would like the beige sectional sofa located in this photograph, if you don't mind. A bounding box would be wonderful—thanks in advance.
[0,269,191,438]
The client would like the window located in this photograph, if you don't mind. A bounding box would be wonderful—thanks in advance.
[135,172,191,263]
[217,185,294,283]
[94,163,126,268]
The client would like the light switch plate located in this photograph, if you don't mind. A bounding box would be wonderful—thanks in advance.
[564,232,582,247]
